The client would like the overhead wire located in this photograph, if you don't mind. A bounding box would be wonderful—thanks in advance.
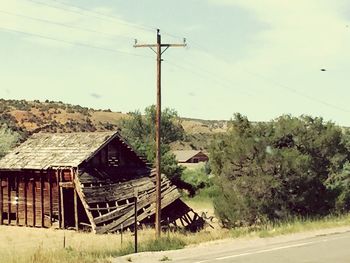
[52,0,156,32]
[50,0,156,32]
[8,0,346,113]
[11,0,189,52]
[173,54,257,95]
[29,0,191,42]
[25,0,155,34]
[24,0,190,45]
[161,31,186,43]
[163,59,252,97]
[161,30,350,113]
[0,26,153,59]
[0,9,133,41]
[240,69,350,113]
[159,33,253,96]
[170,37,350,113]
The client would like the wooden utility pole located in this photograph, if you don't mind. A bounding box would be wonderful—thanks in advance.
[134,29,186,237]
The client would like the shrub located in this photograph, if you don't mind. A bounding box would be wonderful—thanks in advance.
[181,165,211,193]
[210,114,350,227]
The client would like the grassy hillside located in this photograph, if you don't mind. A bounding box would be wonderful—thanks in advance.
[0,98,226,150]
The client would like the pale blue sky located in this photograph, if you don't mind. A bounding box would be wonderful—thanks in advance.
[1,0,350,125]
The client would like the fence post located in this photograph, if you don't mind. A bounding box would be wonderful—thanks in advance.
[167,217,170,238]
[134,189,138,253]
[121,223,123,247]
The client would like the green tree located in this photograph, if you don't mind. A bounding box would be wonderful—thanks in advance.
[327,161,350,212]
[181,165,212,193]
[326,129,350,211]
[120,106,186,187]
[210,114,349,227]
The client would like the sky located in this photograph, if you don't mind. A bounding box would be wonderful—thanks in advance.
[0,0,350,125]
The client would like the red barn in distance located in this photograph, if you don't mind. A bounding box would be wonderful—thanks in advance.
[0,131,202,233]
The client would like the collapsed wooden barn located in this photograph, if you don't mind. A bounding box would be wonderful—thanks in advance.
[0,131,203,233]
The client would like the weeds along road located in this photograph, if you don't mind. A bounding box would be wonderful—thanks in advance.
[115,226,350,263]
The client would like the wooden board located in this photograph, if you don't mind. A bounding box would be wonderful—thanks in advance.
[76,168,199,234]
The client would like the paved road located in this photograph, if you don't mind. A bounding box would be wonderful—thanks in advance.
[190,232,350,263]
[115,227,350,263]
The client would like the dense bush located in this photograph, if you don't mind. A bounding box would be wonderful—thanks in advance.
[210,114,350,227]
[181,165,212,192]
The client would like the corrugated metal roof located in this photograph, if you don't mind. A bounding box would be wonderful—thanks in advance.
[172,150,205,163]
[0,131,118,170]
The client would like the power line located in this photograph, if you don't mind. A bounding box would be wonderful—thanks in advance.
[0,26,153,59]
[51,0,156,32]
[12,0,348,113]
[21,0,187,50]
[250,72,350,113]
[224,61,350,113]
[0,9,132,41]
[50,0,155,32]
[161,31,187,42]
[164,59,253,97]
[166,38,350,112]
[179,40,350,113]
[25,0,155,34]
[24,0,187,44]
[164,42,257,96]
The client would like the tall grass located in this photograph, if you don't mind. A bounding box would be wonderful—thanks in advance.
[227,213,350,239]
[0,227,187,263]
[256,213,350,238]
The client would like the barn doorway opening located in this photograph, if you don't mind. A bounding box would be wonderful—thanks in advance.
[62,188,74,228]
[61,187,88,230]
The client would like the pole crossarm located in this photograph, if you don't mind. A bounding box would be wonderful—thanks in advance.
[133,29,186,238]
[161,44,187,47]
[134,44,186,48]
[133,44,157,48]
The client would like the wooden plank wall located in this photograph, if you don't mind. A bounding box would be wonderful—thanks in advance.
[0,170,60,227]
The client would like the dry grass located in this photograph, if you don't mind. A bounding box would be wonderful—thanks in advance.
[2,197,350,263]
[0,226,125,262]
[0,226,188,263]
[256,213,350,238]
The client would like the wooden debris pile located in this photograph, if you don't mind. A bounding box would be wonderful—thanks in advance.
[77,168,203,234]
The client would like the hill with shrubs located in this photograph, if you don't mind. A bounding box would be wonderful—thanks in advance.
[0,98,223,157]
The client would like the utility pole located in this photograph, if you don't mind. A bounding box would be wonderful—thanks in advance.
[134,29,186,238]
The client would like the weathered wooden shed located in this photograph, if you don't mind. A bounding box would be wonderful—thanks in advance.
[0,131,202,233]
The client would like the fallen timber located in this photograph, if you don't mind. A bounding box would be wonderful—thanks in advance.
[77,168,204,234]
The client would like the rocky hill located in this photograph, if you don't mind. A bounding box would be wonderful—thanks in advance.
[0,99,227,150]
